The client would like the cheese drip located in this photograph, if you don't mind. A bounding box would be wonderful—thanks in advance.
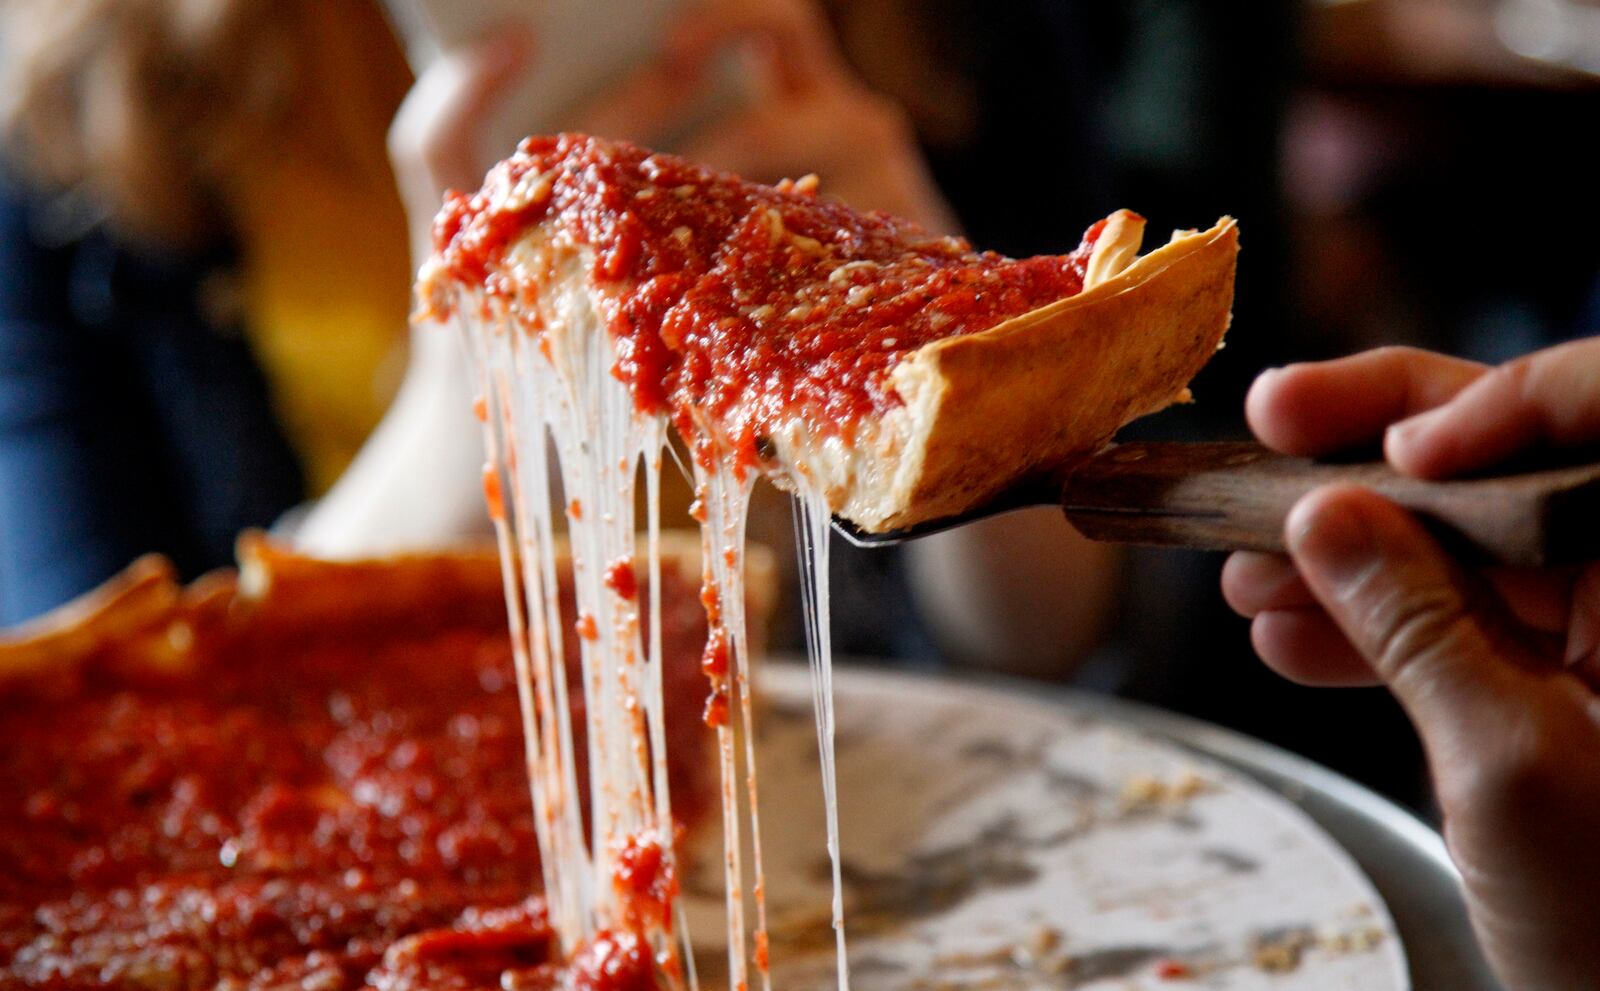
[692,456,771,991]
[445,220,851,991]
[453,282,799,989]
[456,289,691,982]
[792,490,849,990]
[423,137,1175,991]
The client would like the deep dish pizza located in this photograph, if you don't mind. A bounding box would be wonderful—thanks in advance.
[0,535,768,990]
[421,134,1236,990]
[0,133,1236,990]
[422,133,1236,532]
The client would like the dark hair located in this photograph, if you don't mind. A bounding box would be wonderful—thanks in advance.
[0,0,408,245]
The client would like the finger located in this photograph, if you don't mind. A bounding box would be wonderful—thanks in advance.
[1246,347,1486,457]
[1224,556,1574,635]
[680,85,906,192]
[389,27,534,200]
[1285,484,1538,735]
[1482,566,1578,637]
[1251,608,1382,686]
[1221,552,1315,617]
[1565,562,1600,683]
[668,0,843,92]
[677,98,835,182]
[1385,337,1600,478]
[565,53,720,147]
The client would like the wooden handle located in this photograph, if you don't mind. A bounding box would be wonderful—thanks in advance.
[1061,441,1600,566]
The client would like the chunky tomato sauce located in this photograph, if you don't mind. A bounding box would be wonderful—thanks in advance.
[602,557,638,602]
[0,567,712,990]
[431,134,1105,467]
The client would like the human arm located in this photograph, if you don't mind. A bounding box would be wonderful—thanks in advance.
[905,509,1120,678]
[1221,341,1600,991]
[297,0,962,556]
[290,27,532,558]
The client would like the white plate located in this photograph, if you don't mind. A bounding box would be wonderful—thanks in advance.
[683,663,1409,990]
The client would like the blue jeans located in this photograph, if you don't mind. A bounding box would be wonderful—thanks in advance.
[0,179,304,624]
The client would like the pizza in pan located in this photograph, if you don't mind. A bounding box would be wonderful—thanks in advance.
[0,535,768,990]
[421,134,1237,990]
[0,134,1235,990]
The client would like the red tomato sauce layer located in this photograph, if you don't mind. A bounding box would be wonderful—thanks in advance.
[0,567,712,990]
[431,134,1106,465]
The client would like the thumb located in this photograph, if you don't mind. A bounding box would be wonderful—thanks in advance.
[1285,485,1534,739]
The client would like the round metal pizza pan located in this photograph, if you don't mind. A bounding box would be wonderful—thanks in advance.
[682,661,1499,989]
[1035,676,1504,991]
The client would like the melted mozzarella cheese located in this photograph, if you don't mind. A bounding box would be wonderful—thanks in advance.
[793,488,850,991]
[457,273,686,971]
[456,239,852,990]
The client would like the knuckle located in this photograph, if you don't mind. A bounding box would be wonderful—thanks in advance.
[1494,354,1539,397]
[1366,345,1440,379]
[1370,587,1478,686]
[1486,355,1551,418]
[1370,344,1426,364]
[1477,356,1555,435]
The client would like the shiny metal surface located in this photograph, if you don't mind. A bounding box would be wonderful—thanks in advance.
[1022,678,1506,991]
[745,662,1413,988]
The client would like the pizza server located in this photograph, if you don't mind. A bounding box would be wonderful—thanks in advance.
[832,440,1600,568]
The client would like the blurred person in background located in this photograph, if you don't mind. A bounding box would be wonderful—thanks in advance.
[0,0,413,620]
[0,0,1121,662]
[6,2,1600,980]
[0,0,1305,817]
[302,0,1139,669]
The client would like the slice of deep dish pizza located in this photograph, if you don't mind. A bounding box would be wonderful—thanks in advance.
[420,133,1237,532]
[417,132,1237,991]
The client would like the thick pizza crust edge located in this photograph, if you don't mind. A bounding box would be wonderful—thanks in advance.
[0,555,192,682]
[0,534,778,681]
[860,218,1239,531]
[438,214,1236,534]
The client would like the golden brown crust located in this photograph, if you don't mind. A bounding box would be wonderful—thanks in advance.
[1,534,778,683]
[0,555,191,683]
[235,530,776,639]
[883,218,1239,528]
[429,200,1235,533]
[233,531,509,636]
